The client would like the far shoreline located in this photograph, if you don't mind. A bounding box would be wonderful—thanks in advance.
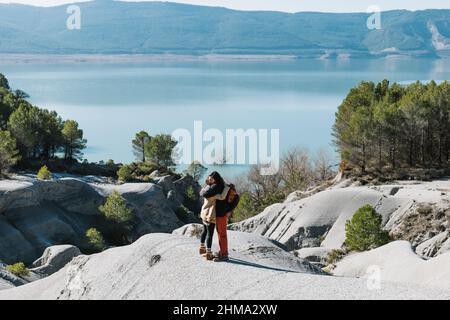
[0,52,445,64]
[0,54,298,64]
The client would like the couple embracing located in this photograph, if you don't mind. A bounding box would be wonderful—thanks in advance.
[199,171,240,262]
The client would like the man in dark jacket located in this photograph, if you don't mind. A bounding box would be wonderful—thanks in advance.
[213,185,240,262]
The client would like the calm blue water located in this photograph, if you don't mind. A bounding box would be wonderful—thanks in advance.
[1,58,449,178]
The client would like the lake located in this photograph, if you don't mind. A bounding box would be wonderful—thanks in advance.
[1,58,449,178]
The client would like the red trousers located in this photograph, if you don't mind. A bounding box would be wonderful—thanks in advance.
[215,216,228,257]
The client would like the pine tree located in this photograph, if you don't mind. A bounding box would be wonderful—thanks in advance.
[132,131,151,163]
[345,204,390,251]
[62,120,87,161]
[145,134,177,167]
[99,190,133,224]
[0,130,20,175]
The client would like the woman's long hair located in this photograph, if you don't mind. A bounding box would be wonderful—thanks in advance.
[209,171,225,187]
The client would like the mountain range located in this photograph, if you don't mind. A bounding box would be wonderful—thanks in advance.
[0,0,449,57]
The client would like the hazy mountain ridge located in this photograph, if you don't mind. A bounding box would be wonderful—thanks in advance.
[0,1,449,57]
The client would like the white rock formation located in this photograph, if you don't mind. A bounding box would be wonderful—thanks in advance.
[232,186,405,250]
[232,179,450,255]
[0,233,449,300]
[415,232,449,259]
[294,247,337,266]
[3,175,450,299]
[31,245,81,275]
[0,175,201,264]
[0,268,26,290]
[437,237,450,256]
[0,263,42,289]
[333,241,450,289]
[173,224,323,274]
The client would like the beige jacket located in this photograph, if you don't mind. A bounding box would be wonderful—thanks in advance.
[200,185,230,224]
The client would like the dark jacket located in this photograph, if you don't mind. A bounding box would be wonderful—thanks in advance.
[215,191,240,218]
[200,183,225,199]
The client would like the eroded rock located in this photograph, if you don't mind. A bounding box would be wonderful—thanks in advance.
[0,175,201,264]
[1,233,449,300]
[31,245,81,275]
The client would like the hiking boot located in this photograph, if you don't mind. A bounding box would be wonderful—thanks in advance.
[199,245,206,255]
[205,251,214,261]
[213,255,229,262]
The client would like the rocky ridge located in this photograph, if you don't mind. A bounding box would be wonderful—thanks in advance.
[0,174,201,265]
[1,231,449,300]
[231,179,450,260]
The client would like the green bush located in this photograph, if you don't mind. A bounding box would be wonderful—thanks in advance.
[184,161,207,181]
[326,249,346,265]
[185,186,197,201]
[230,192,254,223]
[99,190,133,224]
[117,165,132,182]
[6,262,30,277]
[345,204,390,251]
[318,234,326,244]
[86,228,105,252]
[175,205,190,223]
[106,159,115,167]
[37,165,51,180]
[136,162,157,174]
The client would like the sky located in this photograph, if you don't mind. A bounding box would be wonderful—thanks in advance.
[0,0,449,13]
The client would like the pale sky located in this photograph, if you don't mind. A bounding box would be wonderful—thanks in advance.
[0,0,449,13]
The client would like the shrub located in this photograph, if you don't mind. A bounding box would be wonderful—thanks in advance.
[339,160,348,173]
[37,165,52,180]
[345,204,390,251]
[99,190,134,224]
[326,249,346,265]
[129,161,160,180]
[6,262,30,277]
[117,165,133,182]
[106,159,115,167]
[318,234,326,244]
[184,161,207,181]
[136,162,157,175]
[175,205,190,223]
[230,192,259,223]
[86,228,105,252]
[185,186,197,201]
